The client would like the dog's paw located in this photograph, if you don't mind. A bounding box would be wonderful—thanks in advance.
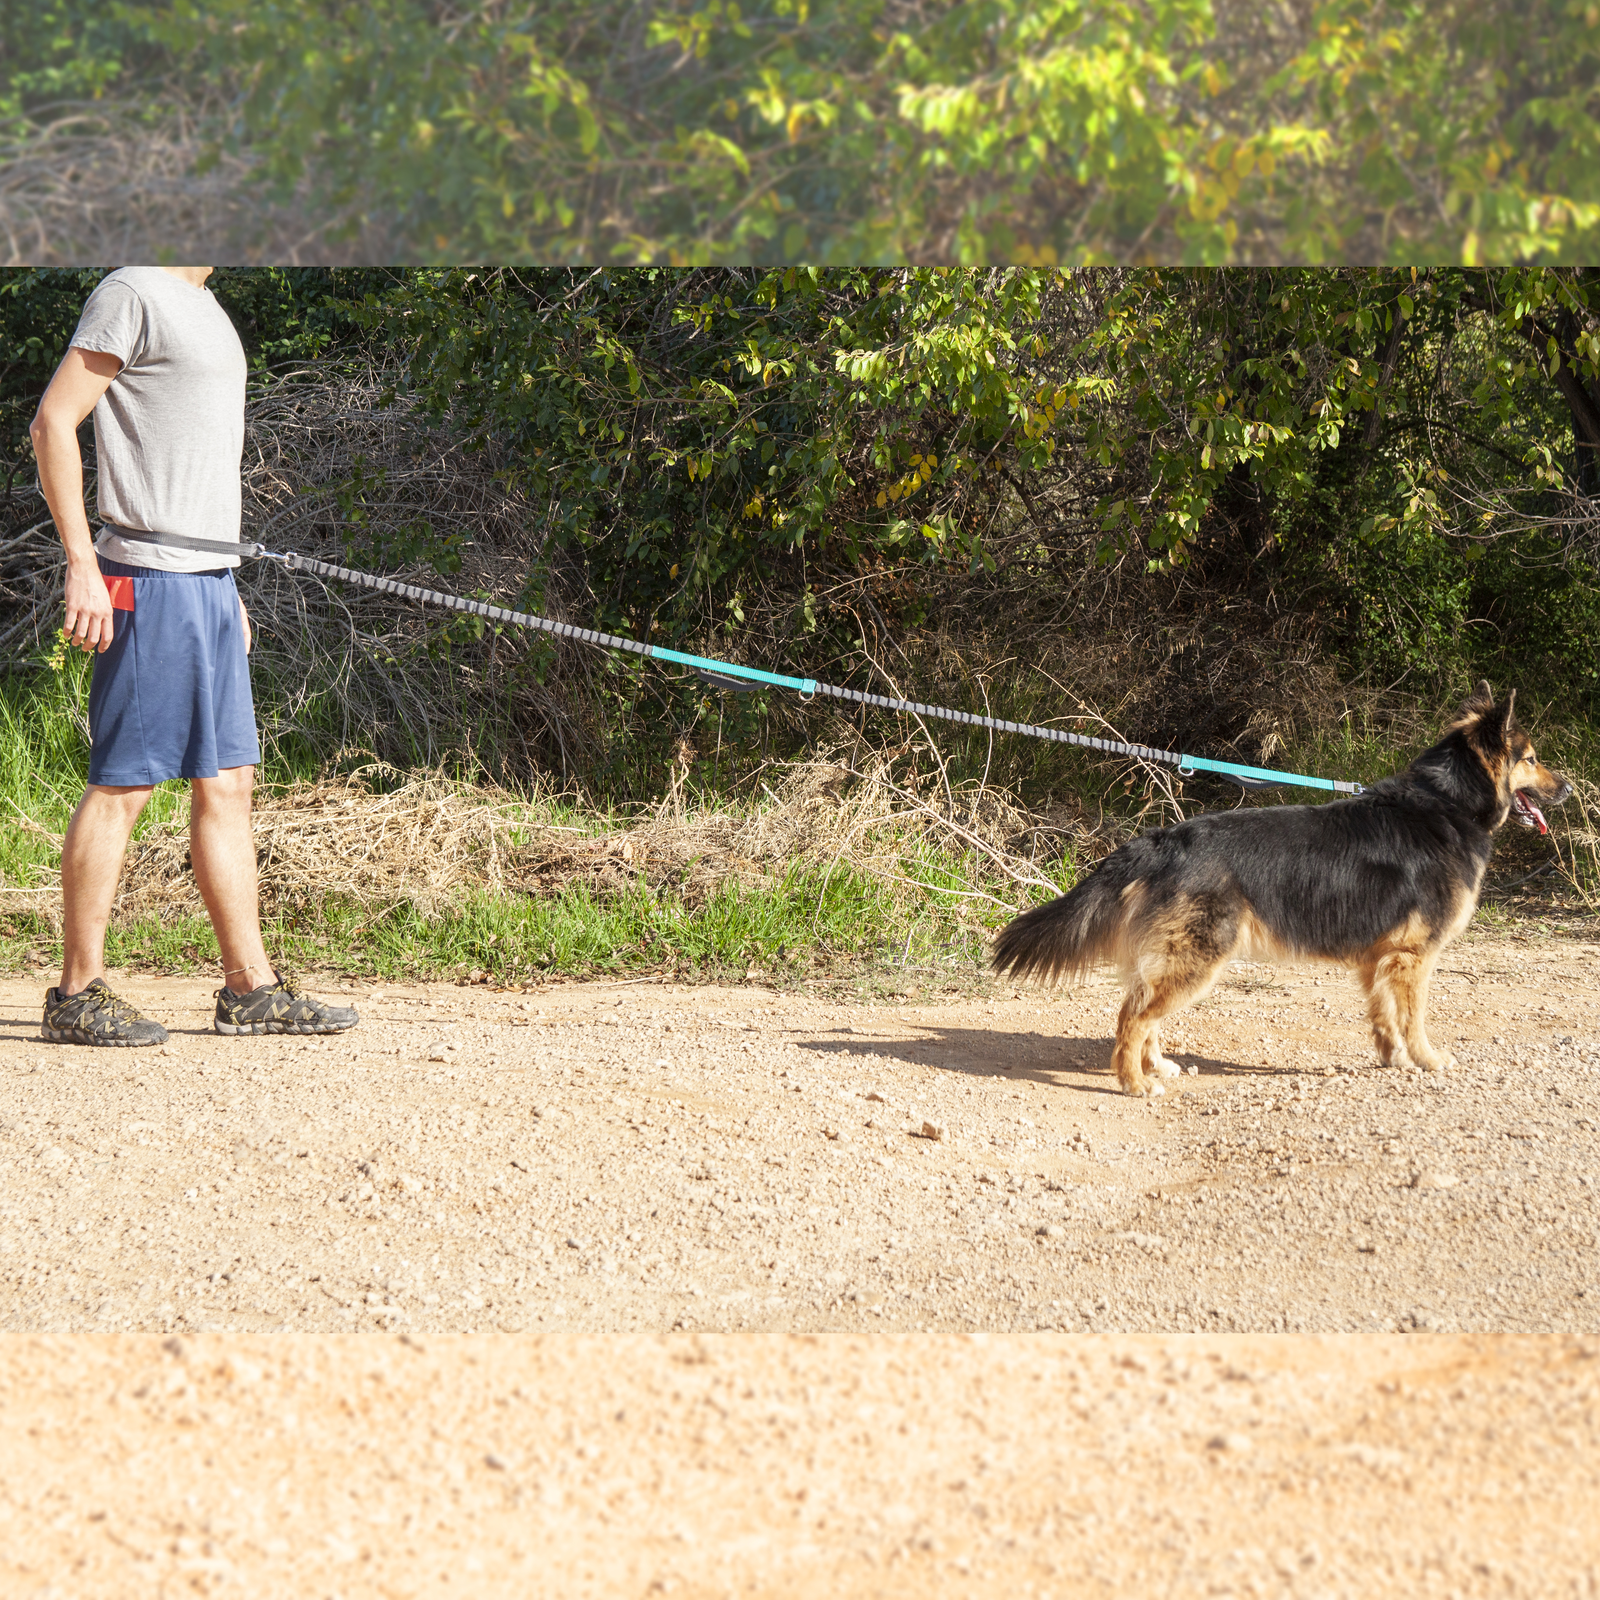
[1149,1056,1181,1079]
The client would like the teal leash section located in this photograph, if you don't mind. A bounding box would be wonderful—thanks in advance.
[103,526,1366,798]
[1174,754,1349,794]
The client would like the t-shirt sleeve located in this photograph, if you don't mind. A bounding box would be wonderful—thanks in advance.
[69,279,145,369]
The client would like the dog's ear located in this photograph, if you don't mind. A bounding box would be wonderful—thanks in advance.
[1469,689,1519,756]
[1449,679,1496,732]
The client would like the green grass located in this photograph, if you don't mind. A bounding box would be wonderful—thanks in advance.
[0,659,1007,981]
[0,659,1060,989]
[0,862,999,988]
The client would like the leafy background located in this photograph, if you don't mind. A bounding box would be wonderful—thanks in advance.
[3,1,1598,265]
[5,264,1600,803]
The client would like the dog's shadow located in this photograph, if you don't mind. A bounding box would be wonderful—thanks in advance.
[796,1024,1284,1094]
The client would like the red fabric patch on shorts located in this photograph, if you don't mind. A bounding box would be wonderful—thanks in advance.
[105,576,135,612]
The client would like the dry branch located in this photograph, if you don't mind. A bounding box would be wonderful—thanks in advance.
[1,94,391,266]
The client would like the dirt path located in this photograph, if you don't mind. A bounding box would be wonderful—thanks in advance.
[5,1332,1599,1598]
[3,929,1597,1337]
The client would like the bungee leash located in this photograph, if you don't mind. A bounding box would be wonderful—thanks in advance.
[104,526,1364,798]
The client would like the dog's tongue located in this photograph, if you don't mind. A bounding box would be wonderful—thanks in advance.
[1519,791,1549,834]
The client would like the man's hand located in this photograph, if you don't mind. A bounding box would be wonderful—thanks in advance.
[63,561,115,653]
[239,597,252,655]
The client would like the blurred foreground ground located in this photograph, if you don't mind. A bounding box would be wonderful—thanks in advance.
[3,1332,1598,1598]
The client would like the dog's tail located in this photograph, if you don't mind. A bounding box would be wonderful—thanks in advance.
[991,855,1134,986]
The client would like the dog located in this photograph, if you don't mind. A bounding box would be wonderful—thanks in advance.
[991,683,1571,1095]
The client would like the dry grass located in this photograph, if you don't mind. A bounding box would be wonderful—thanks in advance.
[1544,773,1600,911]
[0,754,1110,933]
[4,747,1590,953]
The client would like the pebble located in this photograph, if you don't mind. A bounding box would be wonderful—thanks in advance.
[1207,1432,1253,1453]
[1410,1170,1459,1190]
[920,1121,946,1142]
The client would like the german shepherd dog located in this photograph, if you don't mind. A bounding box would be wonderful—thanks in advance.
[991,684,1571,1094]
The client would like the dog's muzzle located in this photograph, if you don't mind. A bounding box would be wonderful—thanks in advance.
[1513,778,1572,834]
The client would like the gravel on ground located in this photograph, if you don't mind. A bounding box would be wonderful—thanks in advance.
[3,928,1596,1337]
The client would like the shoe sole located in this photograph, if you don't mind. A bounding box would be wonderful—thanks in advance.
[40,1024,167,1047]
[214,1018,356,1036]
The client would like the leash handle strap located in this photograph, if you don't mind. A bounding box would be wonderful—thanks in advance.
[99,525,267,560]
[114,527,1362,797]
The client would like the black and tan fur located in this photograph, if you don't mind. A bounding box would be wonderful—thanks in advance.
[992,684,1571,1095]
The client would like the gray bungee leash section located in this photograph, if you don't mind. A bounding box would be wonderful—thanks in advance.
[102,526,1365,797]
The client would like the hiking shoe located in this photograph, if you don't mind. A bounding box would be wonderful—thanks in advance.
[214,972,359,1036]
[42,979,169,1047]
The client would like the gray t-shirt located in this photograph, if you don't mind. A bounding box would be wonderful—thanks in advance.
[69,267,248,572]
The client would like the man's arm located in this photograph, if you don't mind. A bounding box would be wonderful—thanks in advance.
[30,348,123,653]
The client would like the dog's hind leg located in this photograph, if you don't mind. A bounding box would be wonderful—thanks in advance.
[1141,1022,1180,1084]
[1113,906,1232,1096]
[1143,1015,1195,1082]
[1112,981,1160,1097]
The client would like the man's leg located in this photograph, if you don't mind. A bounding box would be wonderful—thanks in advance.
[190,766,358,1035]
[60,783,154,993]
[46,780,171,1045]
[188,765,273,991]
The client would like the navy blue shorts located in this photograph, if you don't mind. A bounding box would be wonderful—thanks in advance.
[87,556,261,786]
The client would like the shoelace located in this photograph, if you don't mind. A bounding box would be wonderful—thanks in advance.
[65,987,141,1021]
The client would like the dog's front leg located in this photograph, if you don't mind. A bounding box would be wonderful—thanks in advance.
[1359,955,1414,1070]
[1361,952,1454,1070]
[1397,952,1455,1071]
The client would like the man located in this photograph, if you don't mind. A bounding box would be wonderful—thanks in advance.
[29,265,357,1046]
